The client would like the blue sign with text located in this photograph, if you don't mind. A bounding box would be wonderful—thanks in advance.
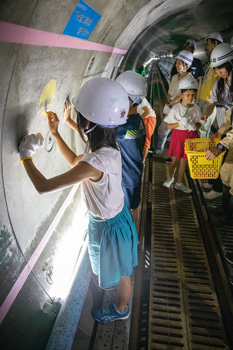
[63,0,101,40]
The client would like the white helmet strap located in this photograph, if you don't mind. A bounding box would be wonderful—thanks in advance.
[179,67,187,74]
[85,123,118,134]
[85,124,98,134]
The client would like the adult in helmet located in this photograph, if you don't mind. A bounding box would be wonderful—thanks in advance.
[205,106,233,227]
[198,31,223,138]
[202,42,233,128]
[205,105,233,271]
[201,42,233,200]
[154,50,194,162]
[19,77,138,324]
[116,70,147,229]
[162,74,202,193]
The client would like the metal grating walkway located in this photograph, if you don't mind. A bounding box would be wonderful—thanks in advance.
[149,155,230,350]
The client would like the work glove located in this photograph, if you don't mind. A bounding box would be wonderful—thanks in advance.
[19,133,44,162]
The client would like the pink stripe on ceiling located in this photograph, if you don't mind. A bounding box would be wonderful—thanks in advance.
[0,21,127,54]
[0,184,78,325]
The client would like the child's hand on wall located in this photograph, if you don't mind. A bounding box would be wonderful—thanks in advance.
[46,111,60,136]
[63,98,72,122]
[19,133,44,162]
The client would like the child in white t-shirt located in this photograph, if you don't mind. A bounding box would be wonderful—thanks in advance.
[19,78,138,324]
[154,50,194,158]
[163,75,203,193]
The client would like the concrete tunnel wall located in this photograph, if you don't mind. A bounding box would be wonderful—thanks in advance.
[0,0,233,348]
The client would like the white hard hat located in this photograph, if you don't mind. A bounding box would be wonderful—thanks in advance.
[184,39,196,50]
[210,43,233,67]
[205,32,223,43]
[116,70,147,98]
[175,50,193,68]
[72,78,129,126]
[179,75,198,90]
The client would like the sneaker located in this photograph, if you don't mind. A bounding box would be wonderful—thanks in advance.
[175,183,192,194]
[202,182,213,190]
[92,304,130,324]
[163,177,174,188]
[203,190,223,200]
[225,252,233,265]
[165,157,172,164]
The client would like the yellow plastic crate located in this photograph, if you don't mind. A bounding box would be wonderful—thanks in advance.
[185,138,225,179]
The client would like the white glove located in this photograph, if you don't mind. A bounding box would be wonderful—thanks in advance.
[19,133,44,161]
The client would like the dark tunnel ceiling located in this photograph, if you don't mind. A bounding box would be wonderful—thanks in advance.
[124,0,233,69]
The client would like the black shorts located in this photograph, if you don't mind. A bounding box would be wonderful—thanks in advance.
[123,186,141,210]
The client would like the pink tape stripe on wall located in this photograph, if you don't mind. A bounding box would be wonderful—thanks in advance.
[0,185,78,325]
[0,21,127,54]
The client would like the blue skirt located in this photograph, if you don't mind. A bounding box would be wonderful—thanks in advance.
[88,204,138,289]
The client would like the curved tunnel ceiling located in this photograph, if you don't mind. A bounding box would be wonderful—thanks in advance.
[121,0,233,71]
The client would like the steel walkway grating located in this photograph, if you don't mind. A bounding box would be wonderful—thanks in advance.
[213,219,233,279]
[149,156,229,350]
